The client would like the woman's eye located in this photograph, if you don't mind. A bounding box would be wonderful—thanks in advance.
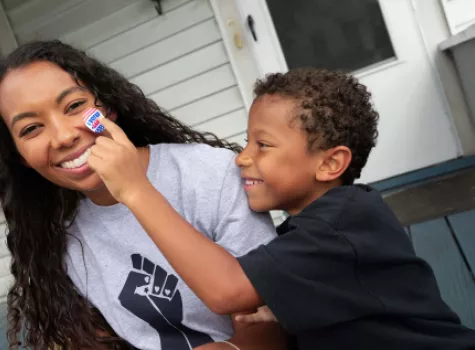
[258,142,269,148]
[19,125,40,137]
[66,100,85,113]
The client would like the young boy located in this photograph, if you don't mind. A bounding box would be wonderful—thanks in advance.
[125,68,475,349]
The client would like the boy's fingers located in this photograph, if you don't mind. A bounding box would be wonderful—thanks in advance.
[234,312,265,324]
[100,118,130,145]
[235,306,278,324]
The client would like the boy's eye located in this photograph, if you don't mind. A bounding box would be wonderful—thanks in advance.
[19,124,40,137]
[66,100,85,113]
[258,142,269,148]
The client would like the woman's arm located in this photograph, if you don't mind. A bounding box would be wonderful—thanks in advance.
[125,183,262,315]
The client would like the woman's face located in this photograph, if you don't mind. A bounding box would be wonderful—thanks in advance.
[0,61,111,193]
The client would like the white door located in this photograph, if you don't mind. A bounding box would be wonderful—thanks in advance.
[233,0,461,183]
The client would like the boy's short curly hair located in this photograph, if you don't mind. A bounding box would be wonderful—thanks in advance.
[253,68,379,185]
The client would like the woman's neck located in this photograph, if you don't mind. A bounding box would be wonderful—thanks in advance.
[84,146,150,206]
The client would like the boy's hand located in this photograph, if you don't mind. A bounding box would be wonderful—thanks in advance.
[87,118,152,204]
[234,306,278,324]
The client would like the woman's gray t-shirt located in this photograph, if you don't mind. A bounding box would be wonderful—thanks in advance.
[66,143,276,350]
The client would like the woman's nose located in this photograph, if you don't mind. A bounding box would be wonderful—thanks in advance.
[50,116,81,149]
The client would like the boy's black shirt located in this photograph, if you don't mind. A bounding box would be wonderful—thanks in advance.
[238,185,475,349]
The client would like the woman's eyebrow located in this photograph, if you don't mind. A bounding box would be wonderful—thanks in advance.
[55,86,86,105]
[11,112,36,129]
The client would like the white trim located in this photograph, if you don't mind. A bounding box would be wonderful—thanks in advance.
[410,0,463,156]
[209,0,261,110]
[0,1,18,57]
[353,58,403,79]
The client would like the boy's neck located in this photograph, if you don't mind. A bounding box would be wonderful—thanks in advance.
[286,179,343,216]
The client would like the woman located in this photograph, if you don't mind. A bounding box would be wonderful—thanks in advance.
[0,40,284,349]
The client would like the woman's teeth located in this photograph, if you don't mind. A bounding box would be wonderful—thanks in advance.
[60,148,92,169]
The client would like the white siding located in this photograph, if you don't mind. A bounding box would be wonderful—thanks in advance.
[0,0,17,57]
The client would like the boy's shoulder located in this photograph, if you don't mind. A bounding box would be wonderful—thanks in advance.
[283,185,393,232]
[279,184,411,253]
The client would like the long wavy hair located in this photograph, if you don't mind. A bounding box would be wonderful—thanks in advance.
[0,40,242,349]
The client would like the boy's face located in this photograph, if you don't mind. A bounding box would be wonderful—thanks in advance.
[235,94,325,215]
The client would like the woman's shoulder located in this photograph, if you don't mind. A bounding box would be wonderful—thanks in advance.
[150,143,237,173]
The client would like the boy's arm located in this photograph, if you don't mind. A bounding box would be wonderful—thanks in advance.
[124,156,272,315]
[127,188,257,314]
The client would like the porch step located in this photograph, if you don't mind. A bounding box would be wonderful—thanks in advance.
[384,166,475,226]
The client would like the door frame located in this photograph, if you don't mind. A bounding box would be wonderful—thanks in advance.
[234,0,287,75]
[209,0,261,110]
[214,0,463,183]
[209,0,431,105]
[233,0,424,81]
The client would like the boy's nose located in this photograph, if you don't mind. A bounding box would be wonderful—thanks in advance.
[235,151,252,168]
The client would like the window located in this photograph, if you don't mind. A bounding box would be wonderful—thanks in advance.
[266,0,395,71]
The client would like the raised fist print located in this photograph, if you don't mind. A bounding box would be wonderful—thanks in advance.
[119,254,212,349]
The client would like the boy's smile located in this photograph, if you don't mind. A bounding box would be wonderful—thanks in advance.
[243,178,264,191]
[236,94,326,216]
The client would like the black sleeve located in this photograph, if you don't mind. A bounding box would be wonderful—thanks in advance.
[237,215,384,333]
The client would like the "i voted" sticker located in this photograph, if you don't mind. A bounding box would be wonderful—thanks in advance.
[83,108,105,133]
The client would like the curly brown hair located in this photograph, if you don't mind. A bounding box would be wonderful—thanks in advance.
[253,68,379,185]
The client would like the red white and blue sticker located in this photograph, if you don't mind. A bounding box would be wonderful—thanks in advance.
[83,108,105,133]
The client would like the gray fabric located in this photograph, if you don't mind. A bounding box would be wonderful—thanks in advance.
[66,143,276,350]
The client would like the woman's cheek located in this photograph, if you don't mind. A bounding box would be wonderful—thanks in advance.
[17,143,48,170]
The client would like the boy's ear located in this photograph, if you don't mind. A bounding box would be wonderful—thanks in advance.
[315,146,352,182]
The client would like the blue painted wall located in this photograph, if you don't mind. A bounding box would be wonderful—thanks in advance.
[409,209,475,329]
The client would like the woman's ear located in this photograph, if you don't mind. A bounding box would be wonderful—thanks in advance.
[315,146,352,182]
